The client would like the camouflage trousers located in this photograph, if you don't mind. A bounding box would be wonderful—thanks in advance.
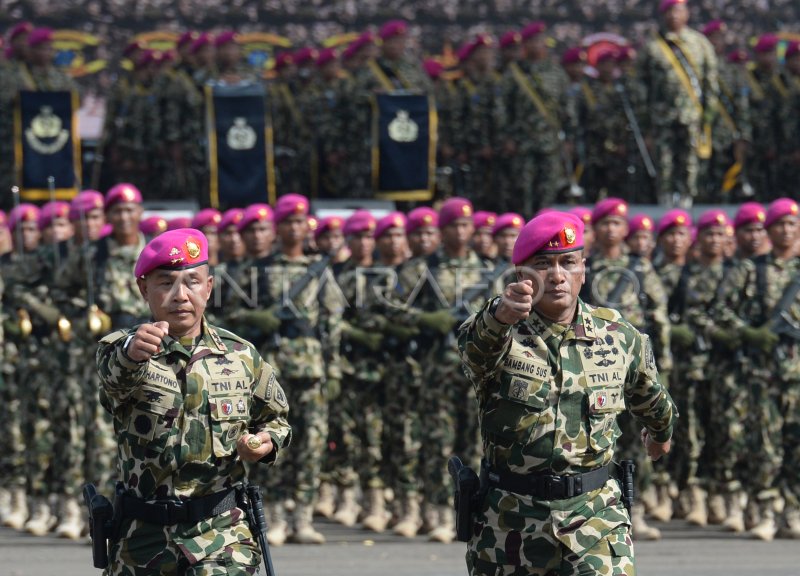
[654,121,699,202]
[706,359,749,494]
[467,482,633,576]
[383,352,424,496]
[261,377,327,506]
[779,378,800,508]
[20,337,56,497]
[0,344,26,490]
[325,384,360,489]
[108,509,260,576]
[85,343,118,492]
[512,149,565,216]
[743,371,784,502]
[665,375,708,489]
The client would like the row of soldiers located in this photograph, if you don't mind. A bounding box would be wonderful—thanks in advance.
[1,181,799,544]
[3,0,800,213]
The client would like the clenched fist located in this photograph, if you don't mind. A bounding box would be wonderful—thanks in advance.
[494,280,534,325]
[125,321,169,362]
[237,432,274,463]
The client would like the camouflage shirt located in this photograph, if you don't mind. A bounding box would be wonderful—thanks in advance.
[458,298,675,561]
[96,318,291,502]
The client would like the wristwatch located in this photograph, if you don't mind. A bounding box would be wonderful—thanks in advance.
[121,333,137,361]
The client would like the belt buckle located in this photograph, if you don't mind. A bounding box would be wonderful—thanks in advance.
[539,475,566,500]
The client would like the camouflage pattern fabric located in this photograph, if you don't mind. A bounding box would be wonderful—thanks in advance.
[458,298,675,574]
[96,320,291,573]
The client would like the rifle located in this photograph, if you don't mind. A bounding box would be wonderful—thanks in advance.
[615,82,656,181]
[769,273,800,341]
[240,483,276,576]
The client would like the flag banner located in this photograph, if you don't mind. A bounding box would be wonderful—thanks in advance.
[15,90,81,200]
[207,84,275,208]
[371,92,437,201]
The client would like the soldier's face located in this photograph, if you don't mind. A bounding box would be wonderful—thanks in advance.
[593,216,628,248]
[317,229,345,255]
[524,36,547,60]
[707,31,726,54]
[767,217,799,252]
[472,227,495,257]
[496,228,520,261]
[626,230,654,259]
[755,50,776,70]
[698,226,726,259]
[138,266,212,338]
[377,228,407,260]
[78,208,106,242]
[347,231,375,261]
[518,250,585,321]
[659,226,691,259]
[442,219,474,250]
[18,221,41,252]
[473,46,495,72]
[241,220,274,258]
[408,226,439,257]
[107,203,142,237]
[30,41,54,67]
[278,214,309,245]
[0,227,11,255]
[736,223,766,257]
[43,217,74,244]
[663,4,689,32]
[382,35,407,60]
[219,225,245,260]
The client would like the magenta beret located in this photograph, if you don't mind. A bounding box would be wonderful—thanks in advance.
[786,41,800,60]
[733,202,766,229]
[520,22,546,40]
[592,197,629,223]
[499,30,522,49]
[139,216,168,236]
[167,216,192,231]
[8,22,33,41]
[492,213,525,236]
[316,47,338,67]
[406,207,438,232]
[214,31,237,48]
[176,31,199,48]
[274,193,309,223]
[656,209,692,235]
[123,40,146,57]
[379,20,408,40]
[422,59,444,80]
[105,183,142,208]
[627,214,655,238]
[343,31,376,61]
[343,210,376,236]
[659,0,686,13]
[765,198,800,228]
[512,212,584,265]
[274,51,294,70]
[696,209,731,231]
[473,211,497,230]
[315,215,345,240]
[190,33,213,54]
[726,49,749,64]
[754,34,779,54]
[293,47,319,66]
[28,28,53,47]
[561,46,586,66]
[135,228,209,278]
[702,20,726,37]
[69,190,105,220]
[38,201,70,229]
[568,206,593,226]
[191,208,222,231]
[219,208,245,230]
[99,224,112,238]
[9,203,41,230]
[438,197,474,228]
[459,34,493,62]
[238,203,274,231]
[375,212,407,238]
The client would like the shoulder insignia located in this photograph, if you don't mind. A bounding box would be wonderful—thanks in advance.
[591,307,620,322]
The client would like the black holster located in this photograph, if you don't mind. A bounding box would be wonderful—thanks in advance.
[83,483,114,569]
[448,456,487,542]
[617,460,636,514]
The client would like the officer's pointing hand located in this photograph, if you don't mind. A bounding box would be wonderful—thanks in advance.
[127,321,169,362]
[237,433,274,463]
[494,280,533,325]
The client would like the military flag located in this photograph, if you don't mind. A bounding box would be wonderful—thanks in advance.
[206,84,276,208]
[371,92,437,201]
[14,90,81,200]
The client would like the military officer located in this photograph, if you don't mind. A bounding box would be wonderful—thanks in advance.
[626,214,656,261]
[491,213,524,263]
[459,210,676,576]
[96,228,291,575]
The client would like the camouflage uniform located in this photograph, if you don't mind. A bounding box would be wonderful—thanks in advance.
[270,79,311,196]
[639,26,719,204]
[459,299,676,575]
[743,67,787,201]
[498,59,569,214]
[778,73,800,196]
[96,320,291,575]
[712,253,800,519]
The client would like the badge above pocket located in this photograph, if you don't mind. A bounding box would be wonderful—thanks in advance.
[588,386,625,414]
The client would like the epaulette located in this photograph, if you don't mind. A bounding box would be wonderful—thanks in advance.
[99,328,129,344]
[209,325,252,349]
[590,307,623,323]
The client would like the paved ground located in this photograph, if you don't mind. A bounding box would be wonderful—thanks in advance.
[0,519,797,575]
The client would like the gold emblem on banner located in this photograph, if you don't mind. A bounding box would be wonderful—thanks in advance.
[388,110,419,143]
[226,117,257,150]
[26,105,70,154]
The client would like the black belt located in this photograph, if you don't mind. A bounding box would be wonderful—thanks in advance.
[119,487,240,525]
[486,465,610,500]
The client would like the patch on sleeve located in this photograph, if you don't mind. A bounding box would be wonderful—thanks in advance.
[644,336,656,372]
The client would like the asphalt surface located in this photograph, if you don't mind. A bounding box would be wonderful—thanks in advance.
[0,518,798,575]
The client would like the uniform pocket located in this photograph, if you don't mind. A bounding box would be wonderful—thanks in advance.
[127,403,171,453]
[586,386,625,453]
[209,394,250,457]
[482,375,548,444]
